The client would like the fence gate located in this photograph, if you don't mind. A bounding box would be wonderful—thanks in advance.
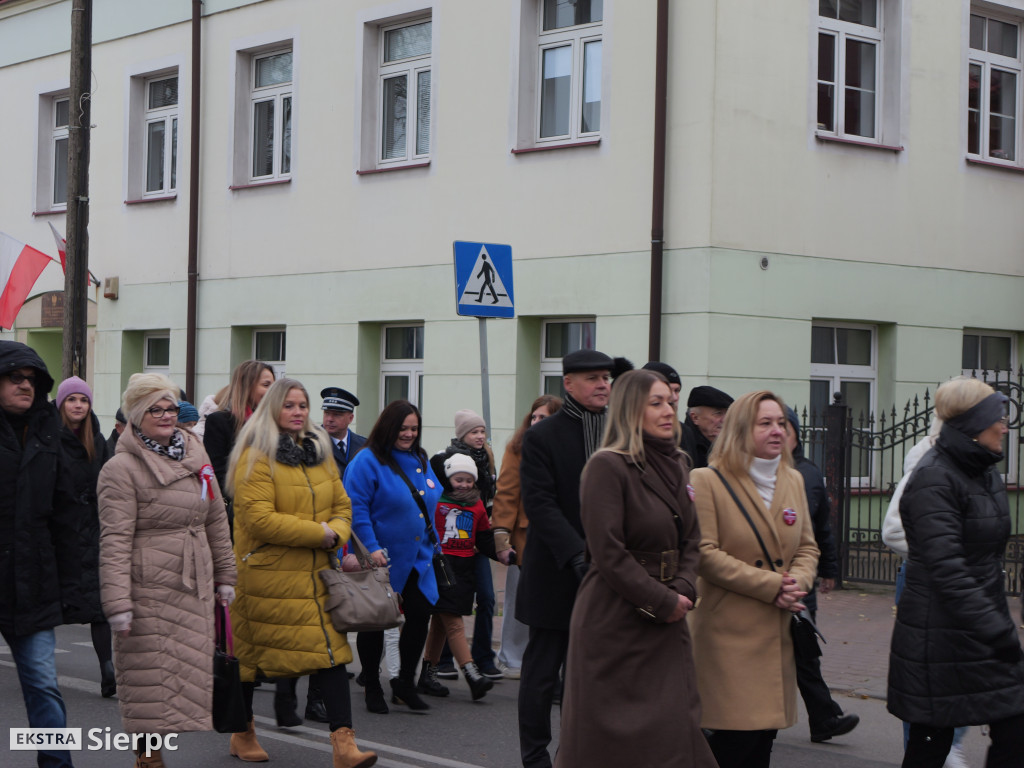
[798,367,1024,595]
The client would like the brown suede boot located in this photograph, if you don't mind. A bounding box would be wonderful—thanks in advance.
[134,748,165,768]
[229,719,269,762]
[330,727,377,768]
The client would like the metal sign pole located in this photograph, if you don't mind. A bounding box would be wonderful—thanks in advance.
[478,317,491,437]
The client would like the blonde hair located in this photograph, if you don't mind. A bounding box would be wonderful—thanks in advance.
[599,369,680,466]
[709,390,792,475]
[934,376,996,422]
[122,373,179,429]
[226,377,332,495]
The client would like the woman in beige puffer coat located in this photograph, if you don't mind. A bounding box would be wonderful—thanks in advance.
[98,373,236,764]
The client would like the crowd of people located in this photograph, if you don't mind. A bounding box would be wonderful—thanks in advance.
[1,336,1021,768]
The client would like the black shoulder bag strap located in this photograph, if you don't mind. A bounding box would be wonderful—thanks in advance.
[388,463,456,585]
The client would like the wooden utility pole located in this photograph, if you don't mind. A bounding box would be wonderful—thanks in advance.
[63,0,92,380]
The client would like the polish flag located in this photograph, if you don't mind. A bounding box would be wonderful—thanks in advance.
[0,232,52,329]
[48,222,99,286]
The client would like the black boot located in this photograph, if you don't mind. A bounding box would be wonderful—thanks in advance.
[304,696,329,723]
[100,661,116,698]
[390,676,430,711]
[364,676,389,715]
[461,662,493,701]
[274,679,303,727]
[417,660,450,697]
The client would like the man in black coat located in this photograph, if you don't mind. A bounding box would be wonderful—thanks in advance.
[679,385,733,469]
[320,386,366,476]
[0,341,79,768]
[517,348,614,768]
[785,407,860,744]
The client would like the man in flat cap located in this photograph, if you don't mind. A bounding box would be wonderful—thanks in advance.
[680,385,733,469]
[517,348,613,768]
[321,387,366,477]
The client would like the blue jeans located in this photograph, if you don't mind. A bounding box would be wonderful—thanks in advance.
[1,627,74,768]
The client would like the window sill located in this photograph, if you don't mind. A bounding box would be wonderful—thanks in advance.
[32,207,67,217]
[511,139,601,155]
[125,194,177,206]
[228,178,292,191]
[965,157,1024,174]
[356,161,431,176]
[815,133,903,152]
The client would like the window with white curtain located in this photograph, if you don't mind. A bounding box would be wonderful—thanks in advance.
[967,9,1022,164]
[378,18,432,165]
[537,0,602,142]
[51,96,70,207]
[250,49,293,181]
[540,318,595,396]
[144,75,178,195]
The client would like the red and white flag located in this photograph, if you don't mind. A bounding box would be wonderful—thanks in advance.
[0,232,52,329]
[48,222,99,286]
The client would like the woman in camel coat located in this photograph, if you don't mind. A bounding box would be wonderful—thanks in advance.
[688,390,819,768]
[98,374,236,756]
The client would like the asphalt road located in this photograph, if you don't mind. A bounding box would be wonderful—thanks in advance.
[0,624,995,767]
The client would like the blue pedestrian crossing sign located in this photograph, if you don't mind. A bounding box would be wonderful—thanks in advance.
[453,241,514,318]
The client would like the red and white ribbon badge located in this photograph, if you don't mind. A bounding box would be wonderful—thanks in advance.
[200,464,215,501]
[686,484,696,502]
[782,508,797,526]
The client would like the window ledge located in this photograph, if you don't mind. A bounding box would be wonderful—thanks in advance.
[356,161,431,176]
[125,194,177,206]
[32,208,67,217]
[511,139,601,155]
[228,178,292,191]
[815,133,903,152]
[965,157,1024,174]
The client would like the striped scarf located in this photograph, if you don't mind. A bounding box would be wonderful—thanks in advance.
[561,393,607,459]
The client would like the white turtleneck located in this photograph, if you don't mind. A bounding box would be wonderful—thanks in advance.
[749,455,782,508]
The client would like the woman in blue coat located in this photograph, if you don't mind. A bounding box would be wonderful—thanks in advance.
[344,399,441,714]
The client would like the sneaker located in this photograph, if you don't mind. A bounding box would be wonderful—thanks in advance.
[476,659,503,679]
[944,744,970,768]
[496,660,521,679]
[435,660,458,679]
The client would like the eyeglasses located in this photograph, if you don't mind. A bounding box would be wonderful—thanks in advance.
[146,405,181,418]
[5,372,36,386]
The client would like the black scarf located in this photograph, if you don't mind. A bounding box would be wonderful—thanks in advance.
[276,432,322,467]
[561,393,607,459]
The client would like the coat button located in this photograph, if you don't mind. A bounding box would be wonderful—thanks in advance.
[755,560,763,568]
[416,468,422,473]
[419,513,424,519]
[775,559,784,568]
[415,536,420,541]
[640,558,647,564]
[419,490,425,496]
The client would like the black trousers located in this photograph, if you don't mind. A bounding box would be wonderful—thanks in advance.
[243,664,353,731]
[356,572,432,683]
[903,713,1024,768]
[706,729,778,768]
[518,626,569,768]
[795,653,842,729]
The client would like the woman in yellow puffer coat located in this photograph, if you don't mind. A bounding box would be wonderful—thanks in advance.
[226,377,376,768]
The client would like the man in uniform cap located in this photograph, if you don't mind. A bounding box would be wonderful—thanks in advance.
[517,347,614,768]
[321,387,366,477]
[680,385,734,469]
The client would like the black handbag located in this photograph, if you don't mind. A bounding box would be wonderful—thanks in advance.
[212,603,248,733]
[710,468,825,659]
[389,464,457,588]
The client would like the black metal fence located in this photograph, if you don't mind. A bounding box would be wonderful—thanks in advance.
[797,367,1024,594]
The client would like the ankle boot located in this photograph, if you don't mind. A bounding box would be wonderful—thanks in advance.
[462,661,493,701]
[134,748,165,768]
[416,660,449,697]
[364,676,389,715]
[390,676,430,711]
[100,660,116,698]
[229,719,269,762]
[330,727,377,768]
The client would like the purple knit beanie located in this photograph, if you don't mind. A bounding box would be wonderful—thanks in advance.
[56,376,93,411]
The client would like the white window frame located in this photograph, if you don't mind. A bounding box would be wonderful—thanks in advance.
[961,330,1018,482]
[540,317,596,396]
[143,74,179,197]
[143,332,170,372]
[35,91,70,212]
[962,329,1017,374]
[535,2,603,144]
[253,328,287,378]
[817,0,883,141]
[380,323,424,408]
[966,7,1023,166]
[249,48,293,182]
[377,17,432,167]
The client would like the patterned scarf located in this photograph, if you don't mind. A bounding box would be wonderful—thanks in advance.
[561,393,607,460]
[135,426,185,461]
[276,432,322,467]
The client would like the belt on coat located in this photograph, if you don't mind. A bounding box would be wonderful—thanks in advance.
[629,549,679,582]
[134,524,210,594]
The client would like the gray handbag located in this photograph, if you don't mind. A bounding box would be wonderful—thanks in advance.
[319,532,403,633]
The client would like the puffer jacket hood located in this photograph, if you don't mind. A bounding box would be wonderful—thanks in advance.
[0,340,55,402]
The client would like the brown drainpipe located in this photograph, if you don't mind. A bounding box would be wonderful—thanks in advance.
[648,0,669,361]
[185,0,202,399]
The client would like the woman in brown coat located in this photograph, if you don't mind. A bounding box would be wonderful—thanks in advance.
[688,390,819,768]
[556,370,717,768]
[98,373,236,768]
